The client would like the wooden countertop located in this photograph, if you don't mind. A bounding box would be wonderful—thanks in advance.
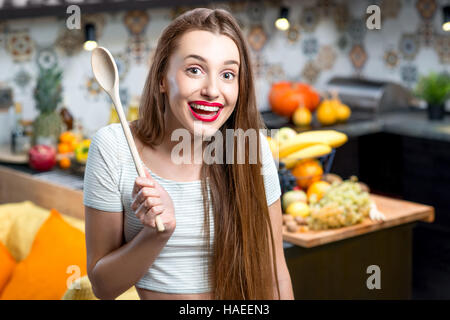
[0,165,435,248]
[283,194,435,248]
[0,165,84,220]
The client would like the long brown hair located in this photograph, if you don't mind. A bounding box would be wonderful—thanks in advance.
[133,8,280,300]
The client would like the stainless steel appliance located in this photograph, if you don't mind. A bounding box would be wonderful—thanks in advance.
[326,77,419,117]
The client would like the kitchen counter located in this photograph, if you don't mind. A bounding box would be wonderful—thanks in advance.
[312,109,450,142]
[264,109,450,143]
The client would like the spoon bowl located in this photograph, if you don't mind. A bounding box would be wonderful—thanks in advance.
[91,47,117,93]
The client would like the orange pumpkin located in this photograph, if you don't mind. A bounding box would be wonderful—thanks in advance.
[269,81,320,118]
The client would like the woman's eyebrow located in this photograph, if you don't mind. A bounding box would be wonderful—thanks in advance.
[184,54,239,66]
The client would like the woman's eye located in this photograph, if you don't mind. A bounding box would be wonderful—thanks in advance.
[187,67,202,75]
[222,72,235,80]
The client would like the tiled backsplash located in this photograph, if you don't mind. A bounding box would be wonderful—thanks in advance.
[0,0,448,136]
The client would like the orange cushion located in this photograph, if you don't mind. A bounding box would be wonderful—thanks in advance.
[0,209,87,300]
[0,241,16,295]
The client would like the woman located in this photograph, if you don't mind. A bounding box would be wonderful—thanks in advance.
[83,8,294,300]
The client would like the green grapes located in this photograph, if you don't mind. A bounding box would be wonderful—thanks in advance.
[307,178,371,230]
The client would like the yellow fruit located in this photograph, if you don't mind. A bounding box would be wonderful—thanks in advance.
[284,144,332,161]
[317,100,337,125]
[292,106,312,127]
[274,127,297,147]
[295,130,348,149]
[335,103,351,122]
[286,201,311,218]
[266,136,279,159]
[307,181,331,202]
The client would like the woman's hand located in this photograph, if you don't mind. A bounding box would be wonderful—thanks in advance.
[131,168,176,234]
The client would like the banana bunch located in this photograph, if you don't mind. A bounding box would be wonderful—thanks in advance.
[279,130,348,169]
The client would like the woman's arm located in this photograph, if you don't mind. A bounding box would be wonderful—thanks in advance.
[85,206,173,300]
[268,198,295,300]
[86,170,176,300]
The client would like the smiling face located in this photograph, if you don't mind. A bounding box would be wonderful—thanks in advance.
[161,29,240,138]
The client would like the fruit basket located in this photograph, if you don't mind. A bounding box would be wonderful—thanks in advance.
[277,148,336,194]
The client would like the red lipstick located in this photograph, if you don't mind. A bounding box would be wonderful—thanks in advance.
[188,101,223,122]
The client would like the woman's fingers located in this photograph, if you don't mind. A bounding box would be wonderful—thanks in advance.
[131,186,160,211]
[135,201,164,228]
[132,168,157,197]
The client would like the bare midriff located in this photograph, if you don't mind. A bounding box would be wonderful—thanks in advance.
[136,287,214,300]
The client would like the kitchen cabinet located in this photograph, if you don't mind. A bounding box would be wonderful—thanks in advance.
[283,194,434,299]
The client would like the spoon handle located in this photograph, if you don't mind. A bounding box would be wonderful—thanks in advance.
[111,91,165,232]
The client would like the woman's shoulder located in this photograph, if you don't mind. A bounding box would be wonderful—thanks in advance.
[91,123,125,147]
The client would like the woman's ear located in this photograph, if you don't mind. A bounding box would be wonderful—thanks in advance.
[160,78,166,93]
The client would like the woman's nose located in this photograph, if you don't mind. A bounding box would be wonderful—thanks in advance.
[201,77,220,100]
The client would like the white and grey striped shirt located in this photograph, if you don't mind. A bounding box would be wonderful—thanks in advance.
[83,123,281,294]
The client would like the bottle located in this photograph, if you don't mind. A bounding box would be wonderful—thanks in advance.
[10,102,29,154]
[127,96,140,122]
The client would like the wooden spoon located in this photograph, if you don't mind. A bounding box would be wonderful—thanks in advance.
[91,46,165,232]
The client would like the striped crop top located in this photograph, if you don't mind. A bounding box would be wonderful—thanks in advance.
[83,123,281,294]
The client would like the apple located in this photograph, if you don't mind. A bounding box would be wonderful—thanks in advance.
[29,145,57,172]
[282,190,307,212]
[274,127,297,147]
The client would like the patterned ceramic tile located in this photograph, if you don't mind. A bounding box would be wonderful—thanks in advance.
[13,68,32,90]
[251,53,268,78]
[113,52,129,80]
[434,35,450,64]
[286,25,300,44]
[417,21,435,47]
[384,49,400,69]
[246,1,265,22]
[337,34,349,51]
[55,29,83,56]
[400,64,418,85]
[6,29,34,62]
[36,46,58,70]
[123,10,149,35]
[302,37,318,57]
[349,44,367,70]
[247,25,267,52]
[127,35,150,64]
[317,0,336,17]
[333,3,349,31]
[415,0,437,20]
[86,76,102,97]
[316,45,337,70]
[265,63,286,85]
[399,33,420,60]
[300,7,320,33]
[381,0,402,19]
[347,19,366,44]
[301,60,320,84]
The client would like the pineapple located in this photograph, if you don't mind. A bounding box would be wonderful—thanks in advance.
[32,66,64,146]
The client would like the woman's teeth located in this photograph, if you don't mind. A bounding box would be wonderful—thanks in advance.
[190,103,220,116]
[190,103,220,112]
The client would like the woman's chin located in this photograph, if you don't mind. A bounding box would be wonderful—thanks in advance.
[188,120,220,138]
